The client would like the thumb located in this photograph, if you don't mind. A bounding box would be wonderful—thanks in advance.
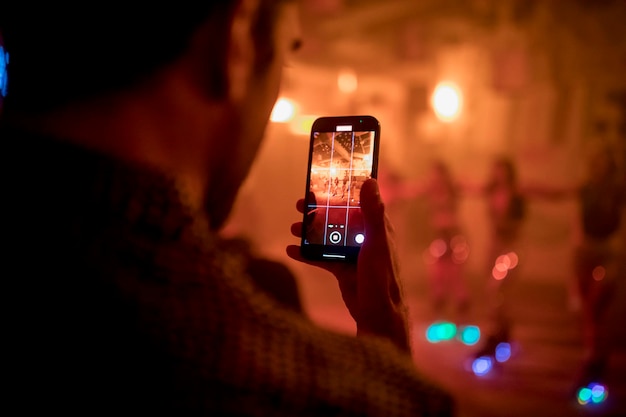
[360,178,386,236]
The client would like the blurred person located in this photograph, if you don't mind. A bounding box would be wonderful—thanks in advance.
[458,157,526,362]
[1,1,454,416]
[388,160,471,321]
[570,143,625,394]
[466,153,624,373]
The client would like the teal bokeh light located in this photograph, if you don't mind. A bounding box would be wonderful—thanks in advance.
[425,321,457,343]
[459,325,480,345]
[578,387,592,405]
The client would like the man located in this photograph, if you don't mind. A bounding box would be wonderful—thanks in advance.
[1,1,454,415]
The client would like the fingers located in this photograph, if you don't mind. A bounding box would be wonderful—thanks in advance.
[286,244,305,262]
[296,199,304,213]
[360,178,386,236]
[291,222,303,238]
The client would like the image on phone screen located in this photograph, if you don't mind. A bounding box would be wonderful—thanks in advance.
[301,116,379,261]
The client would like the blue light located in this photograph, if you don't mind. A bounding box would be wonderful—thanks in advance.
[494,342,511,362]
[472,356,493,376]
[0,46,8,98]
[590,383,607,404]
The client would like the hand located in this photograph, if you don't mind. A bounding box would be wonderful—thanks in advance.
[287,179,411,353]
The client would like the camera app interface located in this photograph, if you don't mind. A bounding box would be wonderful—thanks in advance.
[303,127,376,250]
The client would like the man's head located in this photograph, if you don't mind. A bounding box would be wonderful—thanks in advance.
[1,0,301,229]
[0,1,297,112]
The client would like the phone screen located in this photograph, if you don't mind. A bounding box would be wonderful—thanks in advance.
[300,116,380,261]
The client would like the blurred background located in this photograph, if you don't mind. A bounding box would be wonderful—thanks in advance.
[224,0,626,416]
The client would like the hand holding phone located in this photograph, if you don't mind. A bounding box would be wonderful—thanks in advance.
[287,178,411,353]
[299,115,381,262]
[288,115,411,352]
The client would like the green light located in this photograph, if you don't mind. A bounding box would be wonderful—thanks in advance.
[577,387,592,405]
[438,322,457,340]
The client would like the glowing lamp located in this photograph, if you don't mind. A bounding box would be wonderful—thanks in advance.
[432,82,462,122]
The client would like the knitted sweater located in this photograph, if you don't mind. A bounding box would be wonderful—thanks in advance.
[3,127,454,416]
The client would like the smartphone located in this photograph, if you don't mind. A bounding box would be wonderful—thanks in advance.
[300,115,381,262]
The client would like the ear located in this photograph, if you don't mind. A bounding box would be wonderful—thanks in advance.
[226,0,259,102]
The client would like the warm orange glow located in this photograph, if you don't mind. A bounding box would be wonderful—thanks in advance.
[422,249,436,265]
[288,114,317,135]
[337,68,358,93]
[432,82,462,122]
[270,97,297,123]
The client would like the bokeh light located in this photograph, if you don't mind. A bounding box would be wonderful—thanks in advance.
[506,252,519,269]
[432,82,462,122]
[429,238,447,258]
[459,325,481,345]
[590,383,607,403]
[492,265,508,280]
[270,97,298,123]
[337,68,358,93]
[578,387,592,405]
[577,383,608,405]
[492,251,519,280]
[426,321,457,343]
[472,356,493,376]
[451,235,470,264]
[592,266,606,281]
[494,342,511,362]
[495,255,511,271]
[0,45,8,98]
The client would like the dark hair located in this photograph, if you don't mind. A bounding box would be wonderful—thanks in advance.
[0,1,288,113]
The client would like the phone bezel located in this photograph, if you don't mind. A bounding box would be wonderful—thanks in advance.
[300,115,381,262]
